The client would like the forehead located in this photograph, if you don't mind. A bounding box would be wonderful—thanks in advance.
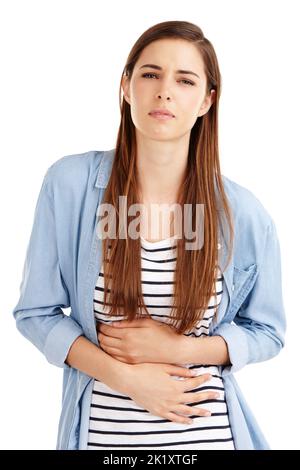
[135,38,205,75]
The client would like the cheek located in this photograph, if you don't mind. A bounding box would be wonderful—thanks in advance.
[131,79,148,101]
[182,92,201,111]
[179,97,202,123]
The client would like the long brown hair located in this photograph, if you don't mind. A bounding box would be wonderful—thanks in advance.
[100,20,234,334]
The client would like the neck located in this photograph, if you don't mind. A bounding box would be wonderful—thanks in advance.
[136,131,190,204]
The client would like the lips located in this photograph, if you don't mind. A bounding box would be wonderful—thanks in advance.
[149,108,175,117]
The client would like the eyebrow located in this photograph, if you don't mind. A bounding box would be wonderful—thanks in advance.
[139,64,200,79]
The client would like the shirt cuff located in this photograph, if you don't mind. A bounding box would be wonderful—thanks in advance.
[212,322,249,376]
[43,315,84,368]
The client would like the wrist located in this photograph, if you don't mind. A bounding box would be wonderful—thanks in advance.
[96,349,134,395]
[177,334,231,366]
[177,335,199,364]
[116,362,135,395]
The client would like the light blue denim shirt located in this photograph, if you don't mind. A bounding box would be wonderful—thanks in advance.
[12,149,286,450]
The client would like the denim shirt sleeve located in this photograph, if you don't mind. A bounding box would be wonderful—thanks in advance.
[214,219,286,376]
[12,168,84,368]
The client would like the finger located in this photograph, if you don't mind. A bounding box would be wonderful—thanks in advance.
[179,391,220,404]
[164,411,194,425]
[172,405,211,417]
[98,332,122,349]
[112,355,127,363]
[98,325,124,340]
[172,404,211,418]
[113,319,145,328]
[181,373,212,392]
[102,345,123,357]
[167,366,199,378]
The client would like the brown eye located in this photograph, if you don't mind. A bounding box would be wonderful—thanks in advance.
[141,73,158,79]
[141,73,195,86]
[180,79,195,86]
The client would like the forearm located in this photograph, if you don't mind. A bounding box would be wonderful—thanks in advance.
[178,334,231,366]
[65,335,132,394]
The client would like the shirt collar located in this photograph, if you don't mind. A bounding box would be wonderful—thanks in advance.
[95,148,114,188]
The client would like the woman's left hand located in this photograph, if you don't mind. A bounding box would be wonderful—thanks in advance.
[96,317,183,365]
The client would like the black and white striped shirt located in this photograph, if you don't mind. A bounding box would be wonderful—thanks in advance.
[87,235,235,449]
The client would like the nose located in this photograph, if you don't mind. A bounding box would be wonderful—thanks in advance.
[156,80,171,101]
[157,93,171,100]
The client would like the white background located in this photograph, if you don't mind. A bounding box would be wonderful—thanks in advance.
[1,0,299,450]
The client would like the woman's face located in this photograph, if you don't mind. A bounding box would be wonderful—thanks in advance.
[122,38,214,142]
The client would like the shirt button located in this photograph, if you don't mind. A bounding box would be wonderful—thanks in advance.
[232,284,235,291]
[217,243,221,250]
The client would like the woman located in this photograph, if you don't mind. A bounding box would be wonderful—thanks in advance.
[13,20,286,450]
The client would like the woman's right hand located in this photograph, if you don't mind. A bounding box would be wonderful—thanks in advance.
[124,362,219,425]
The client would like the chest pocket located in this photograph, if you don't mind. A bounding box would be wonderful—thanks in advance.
[228,263,258,321]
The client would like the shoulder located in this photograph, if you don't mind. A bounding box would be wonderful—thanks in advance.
[43,150,104,190]
[221,174,275,231]
[220,175,280,269]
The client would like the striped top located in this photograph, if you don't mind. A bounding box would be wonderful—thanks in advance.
[87,235,235,450]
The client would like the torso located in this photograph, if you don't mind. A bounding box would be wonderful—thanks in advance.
[139,201,179,242]
[87,236,235,450]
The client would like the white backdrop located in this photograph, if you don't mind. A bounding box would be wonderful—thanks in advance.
[1,0,298,450]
